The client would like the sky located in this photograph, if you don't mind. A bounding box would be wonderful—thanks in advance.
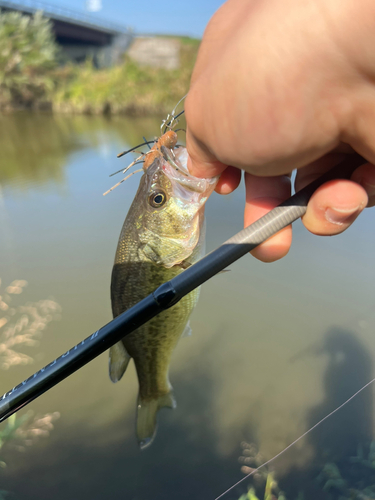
[49,0,226,38]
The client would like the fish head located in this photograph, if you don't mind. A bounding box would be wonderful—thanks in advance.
[136,147,218,268]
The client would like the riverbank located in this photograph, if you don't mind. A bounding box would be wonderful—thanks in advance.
[1,36,199,116]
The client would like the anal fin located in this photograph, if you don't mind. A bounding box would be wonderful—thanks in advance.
[109,341,131,383]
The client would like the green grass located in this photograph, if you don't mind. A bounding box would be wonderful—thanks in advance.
[0,11,198,114]
[52,38,199,115]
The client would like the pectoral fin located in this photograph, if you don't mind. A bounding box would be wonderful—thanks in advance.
[182,321,192,338]
[109,341,131,383]
[137,391,176,450]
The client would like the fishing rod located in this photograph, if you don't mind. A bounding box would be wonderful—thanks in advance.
[0,153,366,423]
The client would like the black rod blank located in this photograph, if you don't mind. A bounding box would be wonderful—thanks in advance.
[0,154,365,422]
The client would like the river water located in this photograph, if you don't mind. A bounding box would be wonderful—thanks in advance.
[0,112,374,500]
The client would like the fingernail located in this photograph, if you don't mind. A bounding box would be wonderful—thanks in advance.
[325,206,361,225]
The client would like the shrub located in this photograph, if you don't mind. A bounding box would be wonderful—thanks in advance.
[53,38,200,115]
[0,10,58,107]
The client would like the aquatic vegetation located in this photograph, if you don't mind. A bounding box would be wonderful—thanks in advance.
[0,411,60,496]
[238,443,288,500]
[350,442,375,470]
[237,474,288,500]
[235,438,375,500]
[0,279,61,369]
[315,442,375,499]
[2,411,60,453]
[236,440,375,499]
[0,411,60,455]
[238,473,288,500]
[0,277,61,496]
[316,463,347,493]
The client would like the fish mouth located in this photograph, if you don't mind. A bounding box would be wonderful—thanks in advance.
[161,146,218,195]
[169,146,190,175]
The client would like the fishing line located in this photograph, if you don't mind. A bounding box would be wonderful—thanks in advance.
[214,377,375,500]
[163,109,185,132]
[0,153,366,426]
[162,98,186,134]
[113,101,186,177]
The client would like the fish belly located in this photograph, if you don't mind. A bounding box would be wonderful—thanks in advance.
[110,258,199,448]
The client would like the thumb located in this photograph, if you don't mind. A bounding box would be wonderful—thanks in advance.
[186,127,227,178]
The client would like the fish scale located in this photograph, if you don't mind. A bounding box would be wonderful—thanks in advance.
[109,147,217,449]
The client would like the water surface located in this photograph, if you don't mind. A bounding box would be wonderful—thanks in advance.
[0,112,374,500]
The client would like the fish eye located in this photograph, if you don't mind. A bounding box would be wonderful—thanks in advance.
[149,190,167,208]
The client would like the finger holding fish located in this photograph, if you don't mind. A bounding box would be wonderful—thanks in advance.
[205,153,373,262]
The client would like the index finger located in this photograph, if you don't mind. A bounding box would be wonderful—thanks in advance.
[185,120,228,178]
[244,172,292,262]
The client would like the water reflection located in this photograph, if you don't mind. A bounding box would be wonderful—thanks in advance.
[262,326,375,500]
[307,327,373,461]
[0,114,80,188]
[0,112,374,500]
[0,113,165,191]
[0,359,239,500]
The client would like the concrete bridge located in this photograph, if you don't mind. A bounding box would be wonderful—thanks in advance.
[0,0,133,66]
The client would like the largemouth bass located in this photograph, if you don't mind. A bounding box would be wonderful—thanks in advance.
[109,145,217,449]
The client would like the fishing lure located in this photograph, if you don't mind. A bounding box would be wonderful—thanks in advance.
[104,98,186,196]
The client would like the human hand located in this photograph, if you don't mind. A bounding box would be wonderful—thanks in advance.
[185,0,375,262]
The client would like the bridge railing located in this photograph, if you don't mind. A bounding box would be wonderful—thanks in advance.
[0,0,131,34]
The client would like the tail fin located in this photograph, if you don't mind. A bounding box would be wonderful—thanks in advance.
[109,341,131,382]
[136,391,176,450]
